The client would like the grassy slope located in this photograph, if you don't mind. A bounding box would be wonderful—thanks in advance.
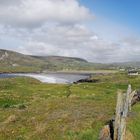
[0,73,140,140]
[0,49,111,73]
[2,49,140,73]
[32,56,108,71]
[0,49,45,73]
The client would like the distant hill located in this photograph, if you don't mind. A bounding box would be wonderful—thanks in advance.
[0,49,106,73]
[32,55,96,71]
[0,49,44,66]
[33,55,88,63]
[0,49,45,72]
[1,49,139,73]
[110,62,140,69]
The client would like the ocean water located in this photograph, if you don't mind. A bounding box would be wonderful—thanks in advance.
[0,73,90,84]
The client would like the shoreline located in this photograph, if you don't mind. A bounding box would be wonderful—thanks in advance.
[0,73,91,84]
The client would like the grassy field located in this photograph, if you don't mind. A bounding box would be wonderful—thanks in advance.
[0,73,140,140]
[0,66,42,73]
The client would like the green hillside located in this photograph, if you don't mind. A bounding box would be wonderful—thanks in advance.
[1,49,140,73]
[0,49,107,73]
[0,49,45,73]
[32,55,108,71]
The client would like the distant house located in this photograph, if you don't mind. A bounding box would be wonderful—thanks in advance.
[128,70,139,76]
[119,68,125,71]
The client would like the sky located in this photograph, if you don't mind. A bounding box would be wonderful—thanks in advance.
[0,0,140,63]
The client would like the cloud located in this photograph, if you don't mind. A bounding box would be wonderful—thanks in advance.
[15,24,140,63]
[0,0,93,28]
[0,0,20,6]
[16,24,121,62]
[117,38,140,61]
[1,22,140,62]
[0,0,140,63]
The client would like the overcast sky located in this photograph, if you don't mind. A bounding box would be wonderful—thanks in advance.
[0,0,140,63]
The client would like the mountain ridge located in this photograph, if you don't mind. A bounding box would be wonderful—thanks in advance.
[0,49,104,72]
[1,49,140,73]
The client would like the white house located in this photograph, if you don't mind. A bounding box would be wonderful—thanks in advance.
[128,70,139,76]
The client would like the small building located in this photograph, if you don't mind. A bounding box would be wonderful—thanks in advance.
[128,70,139,76]
[119,68,125,71]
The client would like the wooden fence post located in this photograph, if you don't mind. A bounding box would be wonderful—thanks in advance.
[114,85,132,140]
[114,91,124,140]
[129,90,136,111]
[123,84,131,117]
[100,84,138,140]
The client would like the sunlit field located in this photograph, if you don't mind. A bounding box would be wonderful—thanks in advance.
[0,73,140,140]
